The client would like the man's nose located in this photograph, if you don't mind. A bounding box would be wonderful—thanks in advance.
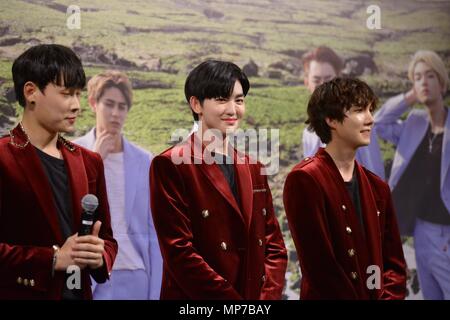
[71,96,81,112]
[366,109,374,125]
[111,106,120,116]
[225,101,237,115]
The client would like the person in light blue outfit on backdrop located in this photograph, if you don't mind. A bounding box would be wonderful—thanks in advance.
[74,70,162,299]
[301,46,385,179]
[375,50,450,300]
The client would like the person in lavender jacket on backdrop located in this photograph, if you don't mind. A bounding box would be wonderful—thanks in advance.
[74,70,162,299]
[374,50,450,300]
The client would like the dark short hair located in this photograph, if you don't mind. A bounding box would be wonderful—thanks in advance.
[184,60,250,121]
[12,44,86,107]
[302,46,343,76]
[306,77,378,144]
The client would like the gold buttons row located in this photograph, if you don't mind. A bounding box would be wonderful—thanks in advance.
[220,238,264,251]
[342,203,382,218]
[17,277,35,287]
[341,203,364,282]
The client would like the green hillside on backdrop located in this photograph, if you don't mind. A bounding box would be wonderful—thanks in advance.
[1,0,449,299]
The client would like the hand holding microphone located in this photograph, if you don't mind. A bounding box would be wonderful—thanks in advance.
[55,194,105,271]
[78,194,98,236]
[73,220,105,269]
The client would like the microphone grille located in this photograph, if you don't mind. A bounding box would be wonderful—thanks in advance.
[81,194,99,212]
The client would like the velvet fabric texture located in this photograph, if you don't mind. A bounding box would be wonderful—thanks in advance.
[0,124,117,299]
[150,134,287,300]
[284,148,406,300]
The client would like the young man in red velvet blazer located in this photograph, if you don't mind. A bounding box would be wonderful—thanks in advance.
[283,78,406,300]
[0,44,117,299]
[150,60,287,300]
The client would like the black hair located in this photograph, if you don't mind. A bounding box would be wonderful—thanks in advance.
[184,60,250,120]
[306,77,378,144]
[12,44,86,107]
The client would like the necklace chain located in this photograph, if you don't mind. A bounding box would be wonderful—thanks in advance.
[9,122,75,152]
[428,130,441,153]
[9,122,30,148]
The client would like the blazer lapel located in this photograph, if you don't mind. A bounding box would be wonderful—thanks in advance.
[356,164,386,299]
[319,149,372,271]
[8,126,63,243]
[60,139,88,234]
[356,164,383,269]
[123,138,139,231]
[190,134,246,224]
[234,150,253,231]
[390,111,428,189]
[441,108,450,190]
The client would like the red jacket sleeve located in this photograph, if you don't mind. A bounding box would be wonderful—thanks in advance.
[260,173,287,300]
[0,244,54,292]
[379,185,407,300]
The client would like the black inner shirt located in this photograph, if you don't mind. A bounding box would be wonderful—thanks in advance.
[344,168,365,235]
[36,147,73,238]
[214,153,240,205]
[393,126,450,225]
[35,147,83,300]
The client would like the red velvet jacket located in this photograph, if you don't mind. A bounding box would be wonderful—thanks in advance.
[283,148,406,300]
[150,135,287,300]
[0,125,117,299]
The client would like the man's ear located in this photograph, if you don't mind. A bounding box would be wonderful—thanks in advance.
[88,96,97,112]
[325,117,337,130]
[23,81,38,106]
[189,96,202,118]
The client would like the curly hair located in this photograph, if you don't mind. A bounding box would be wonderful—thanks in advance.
[306,77,378,144]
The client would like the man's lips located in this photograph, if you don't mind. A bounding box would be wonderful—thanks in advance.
[223,118,237,123]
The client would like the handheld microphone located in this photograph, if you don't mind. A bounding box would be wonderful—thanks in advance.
[79,194,99,236]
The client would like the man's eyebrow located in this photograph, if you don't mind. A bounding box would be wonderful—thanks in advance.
[415,69,433,76]
[60,87,75,93]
